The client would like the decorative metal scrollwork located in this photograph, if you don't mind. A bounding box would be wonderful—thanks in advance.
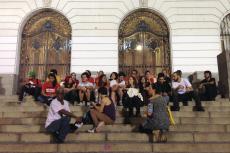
[19,9,72,84]
[119,9,170,75]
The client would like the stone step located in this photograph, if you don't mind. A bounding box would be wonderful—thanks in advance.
[1,117,230,125]
[0,132,230,143]
[1,100,230,107]
[1,111,215,118]
[0,124,229,133]
[0,105,230,112]
[152,143,230,153]
[0,143,229,153]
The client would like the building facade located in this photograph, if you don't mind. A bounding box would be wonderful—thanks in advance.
[0,0,229,95]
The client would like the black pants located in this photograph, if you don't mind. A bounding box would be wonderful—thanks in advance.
[64,90,78,105]
[122,94,142,117]
[172,90,202,109]
[46,116,71,142]
[18,85,41,101]
[200,85,217,101]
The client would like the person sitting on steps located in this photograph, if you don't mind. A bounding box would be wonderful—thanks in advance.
[45,88,82,143]
[88,87,116,133]
[199,70,217,101]
[77,72,94,106]
[18,71,42,102]
[171,71,205,112]
[38,73,60,105]
[139,83,170,143]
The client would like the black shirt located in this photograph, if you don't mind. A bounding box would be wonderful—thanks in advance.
[201,78,216,86]
[155,82,171,94]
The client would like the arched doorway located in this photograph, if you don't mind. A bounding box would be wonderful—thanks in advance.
[19,9,71,84]
[118,9,170,75]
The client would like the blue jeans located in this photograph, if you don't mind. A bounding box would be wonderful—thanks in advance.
[46,116,71,142]
[37,95,54,105]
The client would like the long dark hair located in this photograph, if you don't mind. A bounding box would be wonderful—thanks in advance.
[48,73,57,87]
[110,72,118,80]
[127,76,138,88]
[138,75,147,90]
[98,74,107,87]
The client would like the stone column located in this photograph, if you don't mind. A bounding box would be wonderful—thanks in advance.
[217,51,230,100]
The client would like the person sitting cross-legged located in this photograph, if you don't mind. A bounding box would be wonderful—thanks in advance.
[88,87,116,133]
[171,71,205,111]
[45,88,82,143]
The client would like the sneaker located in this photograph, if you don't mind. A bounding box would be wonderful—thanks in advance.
[75,122,83,128]
[88,127,96,133]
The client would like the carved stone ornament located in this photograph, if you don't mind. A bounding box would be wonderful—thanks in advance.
[43,0,52,7]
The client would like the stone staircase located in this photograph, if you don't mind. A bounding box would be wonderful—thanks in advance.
[0,96,230,153]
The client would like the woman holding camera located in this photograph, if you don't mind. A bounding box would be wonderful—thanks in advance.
[88,87,116,133]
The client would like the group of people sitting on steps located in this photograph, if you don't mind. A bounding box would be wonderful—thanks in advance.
[18,68,218,143]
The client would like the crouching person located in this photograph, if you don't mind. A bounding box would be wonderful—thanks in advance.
[45,88,81,143]
[139,84,170,143]
[88,87,116,133]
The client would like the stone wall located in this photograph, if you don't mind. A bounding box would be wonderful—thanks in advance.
[0,0,230,94]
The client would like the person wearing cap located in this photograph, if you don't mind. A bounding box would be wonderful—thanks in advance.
[18,71,42,102]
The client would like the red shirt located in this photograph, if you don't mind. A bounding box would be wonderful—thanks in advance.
[88,77,95,84]
[26,78,42,87]
[42,81,60,96]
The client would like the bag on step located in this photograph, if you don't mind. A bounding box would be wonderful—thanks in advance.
[167,106,175,125]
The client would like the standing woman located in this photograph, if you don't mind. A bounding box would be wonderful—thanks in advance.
[122,76,143,118]
[140,84,170,142]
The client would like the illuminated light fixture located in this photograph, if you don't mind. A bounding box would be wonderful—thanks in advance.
[136,44,143,51]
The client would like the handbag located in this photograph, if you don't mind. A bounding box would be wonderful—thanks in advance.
[167,106,175,125]
[161,96,175,126]
[82,110,93,124]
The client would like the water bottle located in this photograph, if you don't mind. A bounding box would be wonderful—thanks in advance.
[147,102,153,117]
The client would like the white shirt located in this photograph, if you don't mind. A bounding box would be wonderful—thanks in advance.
[78,81,93,87]
[118,80,126,86]
[45,98,70,128]
[172,78,192,94]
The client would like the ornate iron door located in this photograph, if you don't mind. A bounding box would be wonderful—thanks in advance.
[118,9,170,75]
[19,10,71,83]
